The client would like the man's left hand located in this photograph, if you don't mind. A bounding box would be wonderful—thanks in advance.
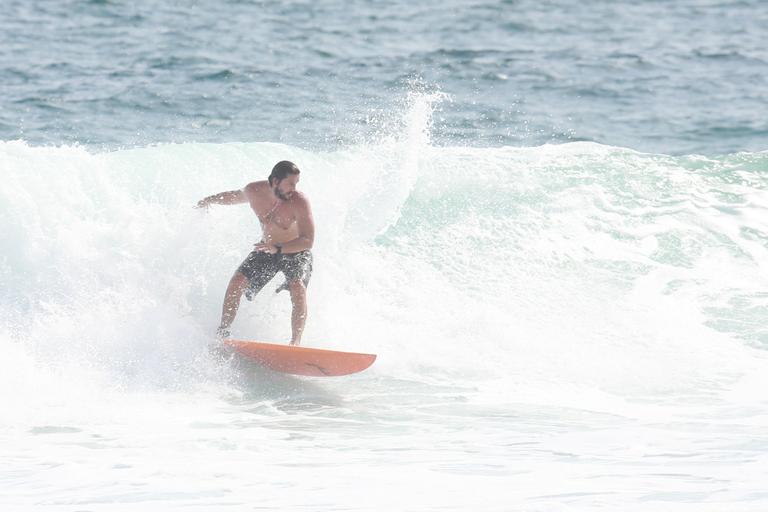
[254,242,279,254]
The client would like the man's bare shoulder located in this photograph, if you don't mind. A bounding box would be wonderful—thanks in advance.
[288,191,311,208]
[244,180,269,198]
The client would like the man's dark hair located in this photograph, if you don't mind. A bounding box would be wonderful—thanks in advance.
[268,161,300,186]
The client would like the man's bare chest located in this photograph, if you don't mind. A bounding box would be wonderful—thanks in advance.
[251,200,296,230]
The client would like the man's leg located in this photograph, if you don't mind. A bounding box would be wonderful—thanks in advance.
[220,251,279,337]
[287,280,307,345]
[279,250,312,345]
[218,271,250,337]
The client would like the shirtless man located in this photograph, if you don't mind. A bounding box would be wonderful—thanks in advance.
[196,161,315,345]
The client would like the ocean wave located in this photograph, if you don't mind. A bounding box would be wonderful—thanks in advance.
[1,131,766,399]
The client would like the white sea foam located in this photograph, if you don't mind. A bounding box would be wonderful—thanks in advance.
[2,100,768,509]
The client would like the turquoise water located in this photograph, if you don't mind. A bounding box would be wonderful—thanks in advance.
[2,1,768,510]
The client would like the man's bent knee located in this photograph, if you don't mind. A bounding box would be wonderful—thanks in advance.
[288,280,306,298]
[228,272,249,291]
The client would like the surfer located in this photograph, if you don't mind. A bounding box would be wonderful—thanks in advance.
[196,161,315,345]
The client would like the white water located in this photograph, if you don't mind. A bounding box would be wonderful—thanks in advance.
[2,100,768,509]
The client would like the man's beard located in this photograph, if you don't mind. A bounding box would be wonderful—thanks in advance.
[274,189,290,201]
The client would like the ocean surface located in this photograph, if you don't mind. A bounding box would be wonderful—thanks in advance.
[2,1,768,511]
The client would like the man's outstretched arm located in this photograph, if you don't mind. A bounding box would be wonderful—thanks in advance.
[196,189,247,208]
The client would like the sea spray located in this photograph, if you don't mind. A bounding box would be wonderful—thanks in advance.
[1,94,767,394]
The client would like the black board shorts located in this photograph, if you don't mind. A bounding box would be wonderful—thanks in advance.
[237,249,313,300]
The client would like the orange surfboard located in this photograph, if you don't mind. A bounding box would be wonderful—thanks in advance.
[223,339,376,377]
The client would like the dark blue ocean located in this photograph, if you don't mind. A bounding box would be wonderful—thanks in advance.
[2,0,767,154]
[2,1,768,511]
